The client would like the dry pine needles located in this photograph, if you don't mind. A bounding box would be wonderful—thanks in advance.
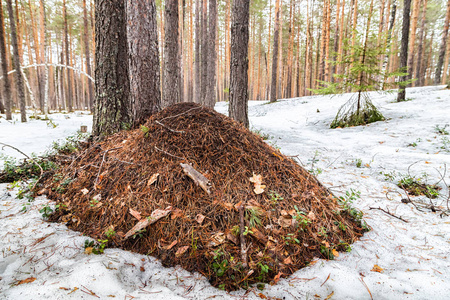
[39,103,367,290]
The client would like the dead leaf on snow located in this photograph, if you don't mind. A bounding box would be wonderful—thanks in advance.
[332,249,339,258]
[16,277,36,285]
[272,272,283,284]
[371,264,384,273]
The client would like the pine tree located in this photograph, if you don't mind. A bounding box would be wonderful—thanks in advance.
[312,0,406,128]
[0,1,12,120]
[435,0,450,85]
[163,0,181,107]
[397,0,412,102]
[270,0,280,102]
[126,0,161,126]
[6,0,26,122]
[93,0,131,136]
[229,0,250,127]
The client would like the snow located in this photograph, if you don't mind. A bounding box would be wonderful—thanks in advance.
[1,86,450,299]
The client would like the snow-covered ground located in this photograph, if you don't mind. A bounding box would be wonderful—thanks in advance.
[1,86,449,299]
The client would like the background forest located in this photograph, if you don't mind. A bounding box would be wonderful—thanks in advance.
[0,0,448,114]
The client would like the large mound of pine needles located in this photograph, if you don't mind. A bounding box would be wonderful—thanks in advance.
[39,103,367,290]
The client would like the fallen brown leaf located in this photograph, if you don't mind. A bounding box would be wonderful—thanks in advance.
[371,264,384,273]
[16,277,36,285]
[175,246,189,257]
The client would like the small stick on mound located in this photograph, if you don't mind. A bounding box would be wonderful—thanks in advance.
[180,163,211,194]
[238,202,248,268]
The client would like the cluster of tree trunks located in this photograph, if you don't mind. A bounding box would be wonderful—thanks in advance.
[1,0,450,127]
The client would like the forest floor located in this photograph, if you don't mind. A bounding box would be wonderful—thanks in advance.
[1,85,449,299]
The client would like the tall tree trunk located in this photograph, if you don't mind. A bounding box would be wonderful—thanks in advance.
[270,0,280,102]
[205,0,217,108]
[382,0,397,88]
[331,0,341,82]
[397,0,412,101]
[224,0,231,101]
[435,0,450,84]
[266,0,272,99]
[200,0,207,104]
[163,0,180,107]
[415,0,427,86]
[318,0,328,82]
[178,0,184,102]
[28,0,43,111]
[93,0,131,136]
[39,0,48,117]
[63,0,73,112]
[83,0,94,110]
[194,0,201,103]
[126,0,161,126]
[229,0,250,128]
[304,0,311,96]
[407,0,420,84]
[188,0,194,102]
[286,0,294,98]
[6,0,26,122]
[424,31,434,85]
[0,1,12,120]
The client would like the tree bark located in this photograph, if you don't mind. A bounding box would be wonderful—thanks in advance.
[229,0,250,128]
[63,0,73,112]
[382,0,397,89]
[126,0,161,126]
[194,0,201,103]
[397,0,412,102]
[0,1,12,120]
[6,0,26,122]
[205,0,217,108]
[435,0,450,85]
[39,0,48,117]
[93,0,131,136]
[83,0,94,110]
[407,0,420,85]
[200,0,207,104]
[270,0,280,102]
[163,0,180,108]
[415,0,427,86]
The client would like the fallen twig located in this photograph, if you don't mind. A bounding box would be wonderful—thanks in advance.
[158,106,202,122]
[369,206,408,223]
[154,146,184,160]
[155,120,185,133]
[0,142,43,190]
[359,276,373,300]
[94,147,122,190]
[180,163,211,194]
[238,202,248,268]
[80,285,100,298]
